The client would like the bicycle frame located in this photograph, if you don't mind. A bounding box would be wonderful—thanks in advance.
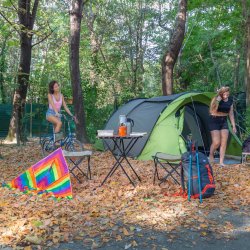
[41,114,75,145]
[56,114,75,146]
[41,113,83,157]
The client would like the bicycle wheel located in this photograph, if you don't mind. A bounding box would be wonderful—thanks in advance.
[42,138,56,157]
[65,139,83,152]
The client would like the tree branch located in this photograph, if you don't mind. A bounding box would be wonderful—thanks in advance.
[157,1,173,33]
[0,11,20,34]
[31,28,55,48]
[9,0,18,12]
[31,0,39,28]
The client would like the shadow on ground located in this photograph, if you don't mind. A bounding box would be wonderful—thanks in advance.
[50,209,250,250]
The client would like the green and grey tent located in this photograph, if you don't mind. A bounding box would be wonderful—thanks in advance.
[104,92,242,160]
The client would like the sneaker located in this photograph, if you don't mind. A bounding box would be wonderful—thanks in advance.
[219,163,226,167]
[54,132,64,141]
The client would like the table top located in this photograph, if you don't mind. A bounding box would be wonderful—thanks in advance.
[97,132,147,139]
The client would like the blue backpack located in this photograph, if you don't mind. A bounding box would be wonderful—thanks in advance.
[181,151,215,198]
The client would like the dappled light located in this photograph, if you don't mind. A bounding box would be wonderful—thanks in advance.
[0,1,249,248]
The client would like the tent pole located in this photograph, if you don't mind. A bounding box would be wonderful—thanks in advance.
[190,96,206,153]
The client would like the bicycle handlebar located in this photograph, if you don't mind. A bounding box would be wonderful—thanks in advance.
[58,113,75,122]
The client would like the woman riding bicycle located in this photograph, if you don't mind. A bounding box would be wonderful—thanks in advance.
[46,80,76,135]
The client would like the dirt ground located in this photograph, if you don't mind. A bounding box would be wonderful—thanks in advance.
[0,139,249,249]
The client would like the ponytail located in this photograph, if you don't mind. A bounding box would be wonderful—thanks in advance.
[209,96,218,114]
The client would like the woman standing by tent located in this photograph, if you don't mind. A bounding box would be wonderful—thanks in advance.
[208,86,237,166]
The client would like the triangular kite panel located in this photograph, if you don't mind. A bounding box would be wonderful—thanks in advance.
[8,148,72,199]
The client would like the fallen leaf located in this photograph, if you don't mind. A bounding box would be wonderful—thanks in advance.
[125,243,132,249]
[25,235,43,245]
[123,227,130,236]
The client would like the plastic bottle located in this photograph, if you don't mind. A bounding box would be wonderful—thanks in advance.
[118,123,127,136]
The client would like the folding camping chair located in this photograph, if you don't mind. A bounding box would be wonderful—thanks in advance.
[63,150,92,183]
[152,152,182,185]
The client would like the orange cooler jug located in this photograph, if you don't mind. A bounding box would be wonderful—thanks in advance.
[118,125,127,136]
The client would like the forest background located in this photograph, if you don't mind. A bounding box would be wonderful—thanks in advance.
[0,0,250,144]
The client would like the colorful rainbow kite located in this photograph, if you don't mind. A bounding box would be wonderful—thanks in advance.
[7,148,72,199]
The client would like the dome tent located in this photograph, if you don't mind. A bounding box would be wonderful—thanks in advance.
[104,92,242,160]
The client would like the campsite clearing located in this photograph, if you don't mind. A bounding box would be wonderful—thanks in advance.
[0,139,249,249]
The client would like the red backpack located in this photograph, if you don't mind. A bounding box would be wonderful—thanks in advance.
[181,151,215,198]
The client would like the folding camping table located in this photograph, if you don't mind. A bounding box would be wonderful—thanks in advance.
[98,133,146,187]
[63,149,92,182]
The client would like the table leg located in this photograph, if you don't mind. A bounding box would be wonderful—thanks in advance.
[68,158,88,182]
[100,160,119,186]
[101,137,142,186]
[119,139,141,181]
[100,157,135,186]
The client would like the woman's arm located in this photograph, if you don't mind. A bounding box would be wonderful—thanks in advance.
[209,96,221,114]
[229,105,237,133]
[48,94,59,115]
[62,95,73,116]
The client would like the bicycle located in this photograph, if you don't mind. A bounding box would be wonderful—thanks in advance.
[41,113,83,157]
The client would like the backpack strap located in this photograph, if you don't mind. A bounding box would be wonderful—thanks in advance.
[180,162,185,192]
[188,140,193,201]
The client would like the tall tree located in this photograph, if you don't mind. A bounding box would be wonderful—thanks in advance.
[69,0,88,143]
[4,0,40,142]
[0,34,9,104]
[161,0,187,95]
[243,0,250,105]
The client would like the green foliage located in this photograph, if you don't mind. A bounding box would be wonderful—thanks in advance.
[0,0,249,141]
[177,0,245,93]
[245,106,250,137]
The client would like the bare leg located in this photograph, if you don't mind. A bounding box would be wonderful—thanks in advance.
[209,130,221,163]
[219,129,229,165]
[46,116,62,133]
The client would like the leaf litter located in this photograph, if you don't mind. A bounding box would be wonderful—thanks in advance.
[0,139,249,248]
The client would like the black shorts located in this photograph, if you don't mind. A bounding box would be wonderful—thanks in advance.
[208,115,228,131]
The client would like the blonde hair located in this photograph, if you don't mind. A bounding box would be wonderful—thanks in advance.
[217,86,230,96]
[209,86,230,114]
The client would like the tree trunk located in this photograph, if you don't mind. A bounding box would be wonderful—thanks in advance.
[69,0,88,143]
[133,1,145,94]
[0,36,8,104]
[234,51,241,90]
[161,0,187,96]
[86,7,99,86]
[9,36,32,143]
[162,0,187,95]
[245,5,250,105]
[7,0,39,143]
[208,40,221,87]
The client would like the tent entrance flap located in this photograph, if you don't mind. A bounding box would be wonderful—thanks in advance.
[180,103,211,155]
